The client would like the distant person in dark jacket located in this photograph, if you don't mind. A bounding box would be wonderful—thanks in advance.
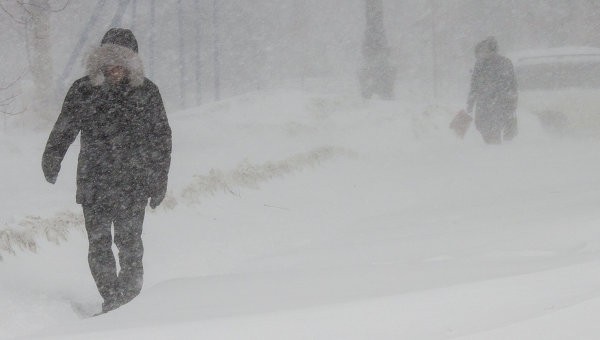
[42,28,172,314]
[467,37,518,144]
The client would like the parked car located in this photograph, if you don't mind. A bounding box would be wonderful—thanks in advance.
[510,47,600,134]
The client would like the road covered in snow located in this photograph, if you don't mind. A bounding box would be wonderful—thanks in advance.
[2,90,600,339]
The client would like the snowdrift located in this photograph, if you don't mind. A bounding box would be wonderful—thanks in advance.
[2,90,600,339]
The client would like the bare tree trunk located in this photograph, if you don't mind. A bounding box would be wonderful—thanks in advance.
[177,0,186,107]
[131,0,137,32]
[430,0,439,101]
[27,0,54,125]
[360,0,395,100]
[58,0,106,92]
[149,0,156,79]
[212,0,221,101]
[194,0,202,105]
[291,0,308,89]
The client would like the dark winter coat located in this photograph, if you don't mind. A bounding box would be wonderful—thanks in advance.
[42,43,171,208]
[467,53,518,128]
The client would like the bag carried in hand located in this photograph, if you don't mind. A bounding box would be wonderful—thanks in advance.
[449,110,473,139]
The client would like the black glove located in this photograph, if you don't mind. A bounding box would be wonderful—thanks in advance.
[42,156,60,184]
[149,192,165,209]
[45,173,58,184]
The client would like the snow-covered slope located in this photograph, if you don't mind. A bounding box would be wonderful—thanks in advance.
[2,90,600,339]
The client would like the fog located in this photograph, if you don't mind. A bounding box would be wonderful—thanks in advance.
[4,1,600,339]
[2,0,600,126]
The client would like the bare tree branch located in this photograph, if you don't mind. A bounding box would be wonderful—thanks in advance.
[0,72,25,116]
[3,0,69,24]
[0,94,18,105]
[17,0,69,13]
[16,1,34,17]
[49,0,70,12]
[1,108,26,116]
[0,2,27,24]
[0,73,25,91]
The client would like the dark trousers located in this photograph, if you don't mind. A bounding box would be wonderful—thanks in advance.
[475,100,518,144]
[82,203,146,306]
[477,121,502,144]
[475,111,514,144]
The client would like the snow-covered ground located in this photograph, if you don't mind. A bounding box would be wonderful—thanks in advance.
[2,90,600,339]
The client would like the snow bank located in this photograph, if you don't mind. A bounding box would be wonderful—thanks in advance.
[3,90,600,339]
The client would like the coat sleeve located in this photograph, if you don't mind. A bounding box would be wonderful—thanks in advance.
[41,82,82,184]
[148,85,172,197]
[508,60,518,111]
[466,62,481,114]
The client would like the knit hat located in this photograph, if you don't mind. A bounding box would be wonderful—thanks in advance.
[101,28,138,53]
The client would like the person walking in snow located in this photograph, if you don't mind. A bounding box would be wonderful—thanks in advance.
[467,37,518,144]
[42,28,172,314]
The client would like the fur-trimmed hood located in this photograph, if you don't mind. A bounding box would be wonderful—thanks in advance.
[86,43,145,87]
